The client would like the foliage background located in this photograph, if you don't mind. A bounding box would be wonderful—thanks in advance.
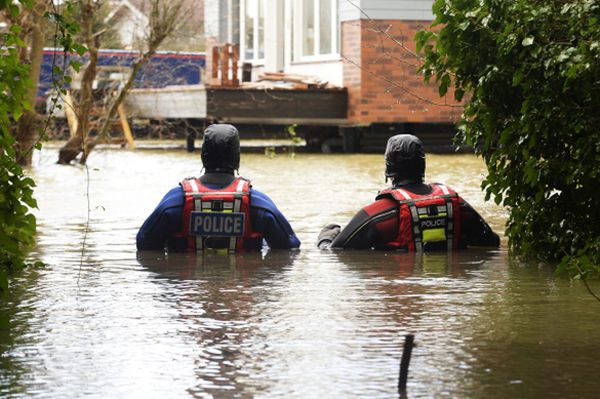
[0,0,79,296]
[417,0,600,277]
[0,1,37,295]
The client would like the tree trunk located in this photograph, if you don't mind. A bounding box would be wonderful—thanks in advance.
[79,0,186,164]
[80,53,152,164]
[57,1,98,165]
[14,0,46,166]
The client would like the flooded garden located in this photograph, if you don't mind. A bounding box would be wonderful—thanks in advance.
[0,147,599,398]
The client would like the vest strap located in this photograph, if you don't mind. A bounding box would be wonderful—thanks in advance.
[194,196,203,252]
[446,198,454,251]
[229,196,242,252]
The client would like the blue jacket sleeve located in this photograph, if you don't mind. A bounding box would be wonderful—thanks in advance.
[136,187,185,250]
[250,188,301,249]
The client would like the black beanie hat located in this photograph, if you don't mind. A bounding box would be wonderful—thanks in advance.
[201,124,241,172]
[384,134,426,183]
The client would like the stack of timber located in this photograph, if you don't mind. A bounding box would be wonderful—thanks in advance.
[241,72,337,90]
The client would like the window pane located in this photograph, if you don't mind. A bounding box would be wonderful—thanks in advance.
[290,1,295,61]
[245,0,255,59]
[232,0,240,44]
[302,0,314,56]
[258,0,265,59]
[319,0,332,54]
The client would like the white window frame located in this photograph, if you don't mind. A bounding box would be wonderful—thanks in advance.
[292,0,339,63]
[240,0,266,64]
[226,0,234,43]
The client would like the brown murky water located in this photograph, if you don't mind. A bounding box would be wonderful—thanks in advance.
[1,146,599,398]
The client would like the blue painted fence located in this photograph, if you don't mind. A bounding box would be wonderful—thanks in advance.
[38,48,206,99]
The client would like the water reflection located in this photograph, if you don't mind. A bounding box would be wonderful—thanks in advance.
[317,249,507,398]
[137,250,298,397]
[331,249,500,278]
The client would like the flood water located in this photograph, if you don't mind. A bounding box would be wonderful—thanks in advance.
[1,146,599,398]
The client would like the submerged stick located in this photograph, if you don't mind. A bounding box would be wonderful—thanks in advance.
[398,334,415,393]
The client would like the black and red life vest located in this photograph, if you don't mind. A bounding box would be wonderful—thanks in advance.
[376,183,462,251]
[177,177,263,252]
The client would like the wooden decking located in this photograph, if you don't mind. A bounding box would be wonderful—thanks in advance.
[125,84,348,126]
[206,87,347,125]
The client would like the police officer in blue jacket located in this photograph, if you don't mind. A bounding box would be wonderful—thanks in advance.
[136,124,300,252]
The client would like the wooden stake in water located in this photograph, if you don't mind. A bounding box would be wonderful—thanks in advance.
[398,334,415,393]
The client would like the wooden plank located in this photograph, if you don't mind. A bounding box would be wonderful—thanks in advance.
[118,104,135,149]
[125,87,207,119]
[207,88,347,120]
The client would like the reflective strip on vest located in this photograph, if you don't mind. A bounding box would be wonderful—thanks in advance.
[229,197,242,252]
[189,179,200,193]
[438,183,450,195]
[408,204,423,251]
[439,183,454,251]
[446,198,454,250]
[236,179,245,192]
[397,188,412,200]
[194,197,203,251]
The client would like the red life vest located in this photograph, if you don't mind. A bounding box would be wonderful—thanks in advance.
[178,177,263,252]
[375,183,462,251]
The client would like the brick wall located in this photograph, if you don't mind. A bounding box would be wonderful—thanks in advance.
[342,19,462,125]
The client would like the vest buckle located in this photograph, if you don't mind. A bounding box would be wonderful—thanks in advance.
[212,199,224,211]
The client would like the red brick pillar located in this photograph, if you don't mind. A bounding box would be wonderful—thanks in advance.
[342,20,363,124]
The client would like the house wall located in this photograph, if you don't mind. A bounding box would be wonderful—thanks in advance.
[340,0,435,22]
[115,19,140,50]
[204,1,458,125]
[204,1,229,85]
[342,18,461,124]
[112,8,147,50]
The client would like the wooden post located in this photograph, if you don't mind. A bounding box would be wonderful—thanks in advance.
[117,104,135,149]
[220,44,229,86]
[231,44,239,87]
[212,46,219,81]
[63,90,78,137]
[398,334,415,393]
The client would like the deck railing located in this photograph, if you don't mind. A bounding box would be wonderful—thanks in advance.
[211,43,239,87]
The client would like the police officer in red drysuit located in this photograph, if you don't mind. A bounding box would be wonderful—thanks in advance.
[317,134,500,251]
[137,124,300,252]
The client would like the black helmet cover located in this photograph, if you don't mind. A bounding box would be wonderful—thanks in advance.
[201,124,241,173]
[384,134,425,184]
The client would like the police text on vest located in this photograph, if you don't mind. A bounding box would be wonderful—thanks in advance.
[189,212,245,237]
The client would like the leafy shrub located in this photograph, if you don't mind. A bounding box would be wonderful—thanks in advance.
[0,1,80,294]
[0,25,37,294]
[417,0,600,276]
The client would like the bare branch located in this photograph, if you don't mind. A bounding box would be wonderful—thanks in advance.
[344,0,422,60]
